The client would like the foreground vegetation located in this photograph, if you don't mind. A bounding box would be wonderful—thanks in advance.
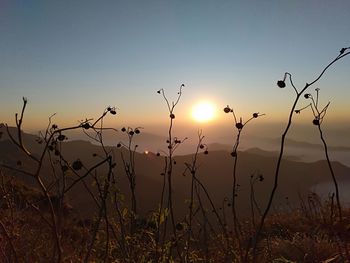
[0,178,349,262]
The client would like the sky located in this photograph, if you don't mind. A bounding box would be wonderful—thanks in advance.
[0,0,349,138]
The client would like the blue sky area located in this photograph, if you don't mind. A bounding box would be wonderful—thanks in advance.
[0,0,349,133]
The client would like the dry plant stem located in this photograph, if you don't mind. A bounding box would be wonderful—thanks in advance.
[167,117,177,235]
[317,125,342,220]
[253,49,350,260]
[159,86,183,237]
[317,125,349,259]
[120,132,137,234]
[84,156,113,263]
[6,99,63,263]
[194,183,216,235]
[0,220,18,263]
[114,192,129,260]
[155,156,168,262]
[231,130,243,259]
[184,131,204,262]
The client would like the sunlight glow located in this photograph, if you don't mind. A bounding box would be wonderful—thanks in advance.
[191,102,215,123]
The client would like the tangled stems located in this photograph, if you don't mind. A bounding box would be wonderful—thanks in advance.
[2,99,119,263]
[252,47,350,261]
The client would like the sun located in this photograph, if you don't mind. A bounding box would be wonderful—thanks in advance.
[191,102,215,123]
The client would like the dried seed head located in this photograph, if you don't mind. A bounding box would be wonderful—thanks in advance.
[223,106,231,113]
[135,128,140,134]
[82,123,90,130]
[121,127,126,132]
[129,130,135,136]
[170,113,175,119]
[304,94,311,99]
[204,150,209,155]
[117,143,122,148]
[312,119,320,126]
[72,159,83,171]
[253,113,259,118]
[199,144,204,149]
[57,134,66,141]
[277,80,286,88]
[235,122,243,130]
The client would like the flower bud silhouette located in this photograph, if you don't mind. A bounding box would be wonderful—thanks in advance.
[277,80,286,88]
[224,106,231,113]
[72,159,83,170]
[312,119,320,126]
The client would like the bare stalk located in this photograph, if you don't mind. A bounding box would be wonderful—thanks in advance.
[252,48,350,261]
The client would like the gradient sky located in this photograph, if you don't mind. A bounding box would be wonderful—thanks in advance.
[1,0,349,135]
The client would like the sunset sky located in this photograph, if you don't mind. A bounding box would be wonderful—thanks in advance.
[1,0,349,136]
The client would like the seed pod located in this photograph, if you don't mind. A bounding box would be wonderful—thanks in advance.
[312,119,320,126]
[253,113,259,118]
[277,80,286,88]
[170,113,175,119]
[121,127,126,132]
[72,159,83,171]
[235,122,243,130]
[82,123,90,130]
[135,128,140,134]
[57,134,66,141]
[223,106,231,113]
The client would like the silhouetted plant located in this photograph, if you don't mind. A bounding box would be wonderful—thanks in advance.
[223,105,264,260]
[1,98,120,263]
[182,130,226,261]
[118,126,142,233]
[253,47,350,261]
[249,171,264,228]
[295,88,342,221]
[156,84,187,260]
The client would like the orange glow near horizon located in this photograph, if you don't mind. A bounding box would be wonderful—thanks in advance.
[191,101,216,123]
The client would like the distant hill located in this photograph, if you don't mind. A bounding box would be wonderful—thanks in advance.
[268,137,350,152]
[1,126,349,219]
